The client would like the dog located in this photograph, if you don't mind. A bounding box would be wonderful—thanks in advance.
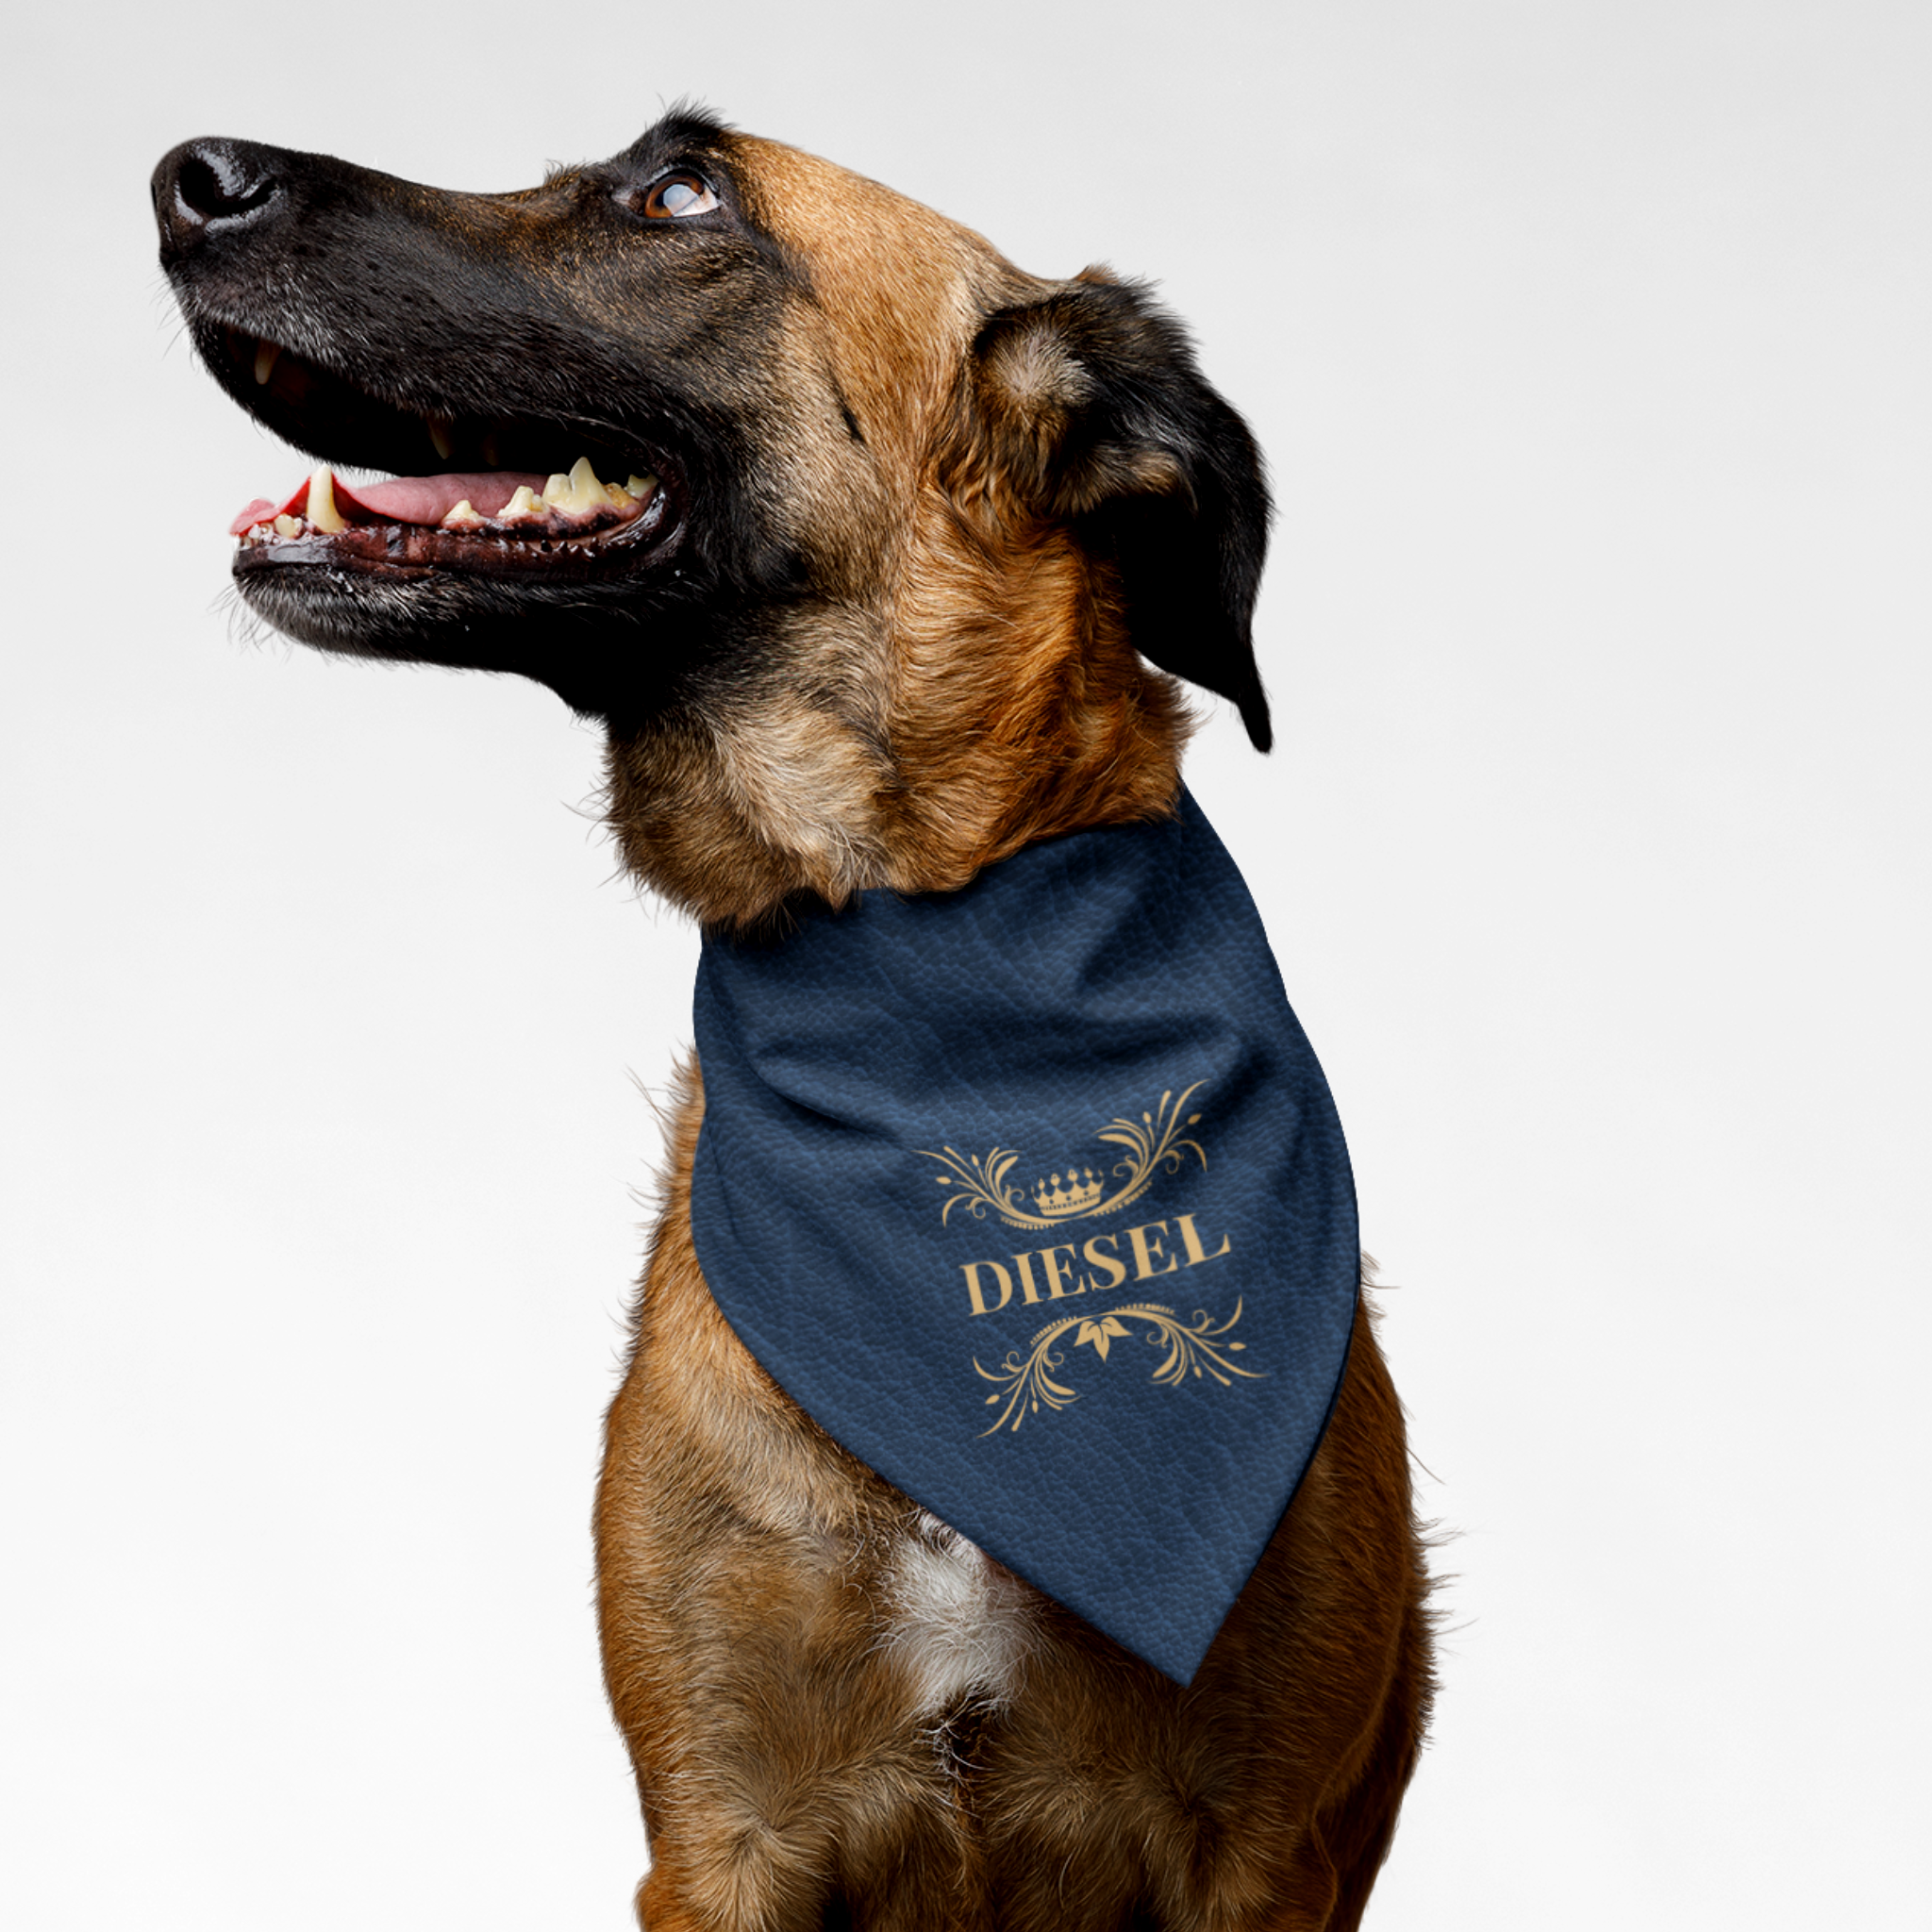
[154,108,1433,1932]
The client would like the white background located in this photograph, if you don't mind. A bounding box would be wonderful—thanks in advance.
[3,3,1926,1925]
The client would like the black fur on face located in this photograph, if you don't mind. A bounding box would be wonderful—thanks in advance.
[155,110,1272,747]
[154,110,820,721]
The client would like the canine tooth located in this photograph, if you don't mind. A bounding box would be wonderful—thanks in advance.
[480,433,502,467]
[427,417,455,461]
[566,457,604,508]
[253,341,280,386]
[441,499,482,527]
[502,485,542,519]
[274,514,302,538]
[307,466,347,534]
[538,458,607,515]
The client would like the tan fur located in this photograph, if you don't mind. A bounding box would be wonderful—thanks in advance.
[158,114,1431,1930]
[595,135,1432,1932]
[603,138,1190,928]
[600,1084,1429,1932]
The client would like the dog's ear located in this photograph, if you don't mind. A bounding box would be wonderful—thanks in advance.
[956,271,1274,751]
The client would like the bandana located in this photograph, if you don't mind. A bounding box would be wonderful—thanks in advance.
[689,790,1357,1684]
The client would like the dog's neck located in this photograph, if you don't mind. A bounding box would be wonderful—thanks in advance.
[603,522,1191,928]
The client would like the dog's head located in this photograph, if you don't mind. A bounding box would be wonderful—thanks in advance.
[155,108,1271,922]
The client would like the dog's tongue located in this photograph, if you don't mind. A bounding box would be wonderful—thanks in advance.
[348,472,544,524]
[229,468,545,536]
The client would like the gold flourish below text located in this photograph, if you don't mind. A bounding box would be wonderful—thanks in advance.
[974,1298,1262,1436]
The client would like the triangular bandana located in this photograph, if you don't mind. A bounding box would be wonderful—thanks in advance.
[689,790,1357,1684]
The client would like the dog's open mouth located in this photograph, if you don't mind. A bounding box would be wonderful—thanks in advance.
[215,326,676,583]
[231,456,662,565]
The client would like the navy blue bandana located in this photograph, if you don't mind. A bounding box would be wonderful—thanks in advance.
[688,790,1357,1684]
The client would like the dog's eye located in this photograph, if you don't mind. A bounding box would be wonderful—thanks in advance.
[633,174,720,220]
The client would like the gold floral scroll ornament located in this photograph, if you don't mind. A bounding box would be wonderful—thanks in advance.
[922,1084,1208,1231]
[974,1300,1262,1436]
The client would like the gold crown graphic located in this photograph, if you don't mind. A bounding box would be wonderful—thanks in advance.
[922,1083,1209,1231]
[1033,1168,1106,1214]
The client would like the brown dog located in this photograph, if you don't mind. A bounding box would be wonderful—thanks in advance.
[154,108,1432,1931]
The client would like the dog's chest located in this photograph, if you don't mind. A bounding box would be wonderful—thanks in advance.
[881,1513,1034,1715]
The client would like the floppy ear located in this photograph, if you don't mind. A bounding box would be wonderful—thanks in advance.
[958,271,1274,751]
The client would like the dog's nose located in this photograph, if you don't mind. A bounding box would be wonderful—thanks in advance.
[152,138,285,258]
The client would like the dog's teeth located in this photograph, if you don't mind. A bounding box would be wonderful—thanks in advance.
[307,467,347,534]
[441,499,482,527]
[427,417,455,461]
[603,472,659,511]
[480,432,502,467]
[502,485,543,520]
[253,340,280,386]
[566,457,605,508]
[540,458,608,514]
[274,513,302,538]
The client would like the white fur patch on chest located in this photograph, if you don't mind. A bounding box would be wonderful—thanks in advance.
[882,1512,1034,1716]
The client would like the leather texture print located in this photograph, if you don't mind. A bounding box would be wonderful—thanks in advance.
[690,791,1358,1683]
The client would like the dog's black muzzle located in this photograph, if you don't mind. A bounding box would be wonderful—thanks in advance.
[150,125,799,726]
